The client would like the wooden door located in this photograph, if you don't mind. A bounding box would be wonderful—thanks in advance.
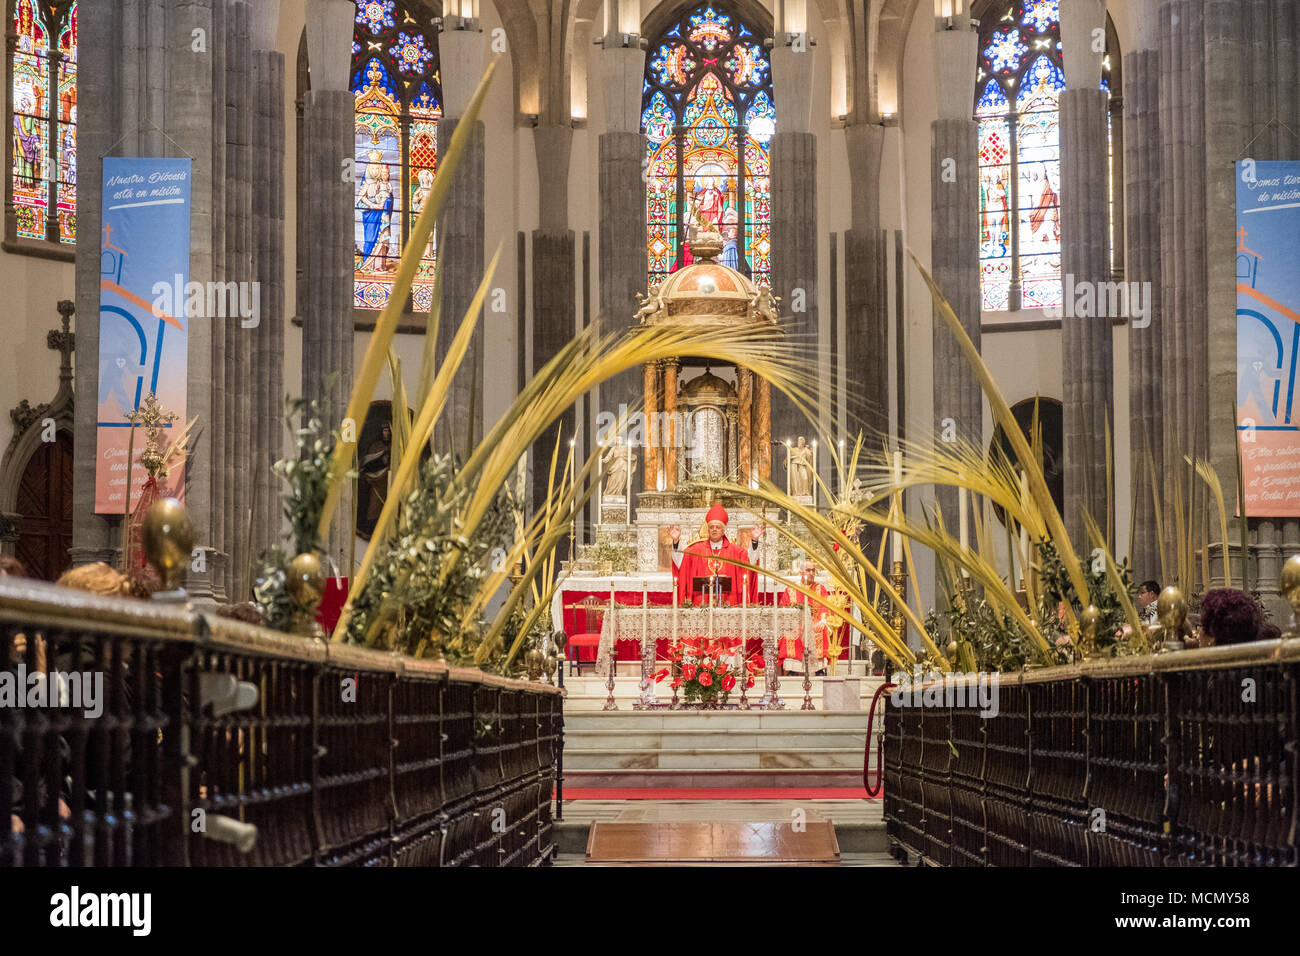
[16,430,74,581]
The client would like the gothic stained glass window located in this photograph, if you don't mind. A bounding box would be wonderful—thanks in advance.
[975,0,1117,313]
[351,0,442,312]
[642,3,774,288]
[10,0,76,245]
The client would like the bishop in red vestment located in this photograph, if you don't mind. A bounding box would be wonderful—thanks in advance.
[671,504,759,606]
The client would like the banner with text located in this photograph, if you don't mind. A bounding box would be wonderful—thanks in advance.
[96,157,191,514]
[1237,160,1300,516]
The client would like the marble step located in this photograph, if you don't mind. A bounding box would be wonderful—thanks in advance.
[563,710,876,730]
[564,747,867,771]
[559,767,868,788]
[564,728,868,750]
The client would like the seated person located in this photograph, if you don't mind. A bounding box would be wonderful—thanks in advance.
[778,560,831,675]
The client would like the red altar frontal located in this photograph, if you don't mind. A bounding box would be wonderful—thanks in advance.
[558,581,850,668]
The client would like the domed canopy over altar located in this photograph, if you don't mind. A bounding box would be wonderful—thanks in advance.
[632,224,782,494]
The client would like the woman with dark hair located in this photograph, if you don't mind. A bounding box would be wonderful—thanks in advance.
[1197,588,1264,647]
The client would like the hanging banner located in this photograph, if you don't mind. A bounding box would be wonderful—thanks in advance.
[96,157,191,514]
[1236,160,1300,516]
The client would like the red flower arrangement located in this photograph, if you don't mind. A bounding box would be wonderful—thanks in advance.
[654,636,761,705]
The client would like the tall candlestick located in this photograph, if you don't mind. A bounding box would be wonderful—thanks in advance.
[892,450,904,563]
[811,440,818,508]
[1019,470,1030,571]
[625,441,632,524]
[785,440,792,495]
[672,581,678,645]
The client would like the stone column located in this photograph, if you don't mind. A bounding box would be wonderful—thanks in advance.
[531,125,576,517]
[1059,0,1113,547]
[738,366,753,483]
[435,19,487,457]
[770,39,817,445]
[1125,0,1163,580]
[930,17,981,540]
[843,123,888,449]
[299,0,355,575]
[663,360,679,489]
[596,42,648,455]
[74,0,225,595]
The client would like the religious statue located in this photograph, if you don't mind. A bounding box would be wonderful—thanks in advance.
[601,443,636,497]
[358,423,392,535]
[749,288,780,325]
[786,436,814,498]
[634,284,665,324]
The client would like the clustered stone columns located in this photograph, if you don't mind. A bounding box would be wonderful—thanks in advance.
[1059,0,1114,547]
[1200,0,1300,610]
[1124,0,1164,580]
[770,39,818,447]
[596,40,649,460]
[737,367,753,482]
[531,125,577,519]
[73,0,271,602]
[434,19,487,457]
[756,374,772,482]
[299,0,356,577]
[843,123,889,449]
[930,16,982,539]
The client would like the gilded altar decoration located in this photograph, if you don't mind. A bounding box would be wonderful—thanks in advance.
[123,393,196,578]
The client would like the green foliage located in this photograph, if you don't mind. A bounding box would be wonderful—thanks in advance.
[251,547,295,633]
[586,529,636,572]
[1036,539,1134,654]
[273,391,341,557]
[344,452,515,663]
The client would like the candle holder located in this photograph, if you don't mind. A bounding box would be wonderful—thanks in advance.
[890,560,907,646]
[603,656,619,710]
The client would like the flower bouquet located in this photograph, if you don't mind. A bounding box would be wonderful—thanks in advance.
[654,636,761,707]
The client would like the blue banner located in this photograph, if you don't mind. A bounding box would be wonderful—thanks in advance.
[96,157,191,513]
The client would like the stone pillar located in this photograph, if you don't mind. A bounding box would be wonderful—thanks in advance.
[435,21,487,457]
[596,43,648,457]
[738,366,753,483]
[770,41,817,444]
[1059,0,1113,547]
[74,0,225,593]
[1125,0,1164,580]
[757,378,772,481]
[299,0,355,575]
[843,123,888,448]
[663,360,679,489]
[531,125,576,518]
[930,18,982,541]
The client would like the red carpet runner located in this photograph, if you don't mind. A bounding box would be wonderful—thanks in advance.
[560,787,872,800]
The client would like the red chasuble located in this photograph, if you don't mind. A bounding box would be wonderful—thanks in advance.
[675,537,755,606]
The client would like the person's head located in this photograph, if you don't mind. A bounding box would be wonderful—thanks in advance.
[56,562,152,600]
[705,504,728,544]
[1138,580,1160,607]
[801,561,817,585]
[380,424,391,442]
[1198,588,1262,647]
[0,555,27,578]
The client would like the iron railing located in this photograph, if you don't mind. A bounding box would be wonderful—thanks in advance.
[883,639,1300,866]
[0,578,561,867]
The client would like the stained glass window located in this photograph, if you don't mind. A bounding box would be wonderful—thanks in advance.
[975,0,1117,312]
[351,0,441,312]
[642,3,773,287]
[10,0,76,245]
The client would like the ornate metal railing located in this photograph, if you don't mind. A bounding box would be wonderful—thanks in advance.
[883,640,1300,867]
[0,578,562,867]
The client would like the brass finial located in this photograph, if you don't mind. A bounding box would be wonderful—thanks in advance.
[1156,585,1188,651]
[286,551,326,638]
[1281,555,1300,623]
[1079,604,1100,658]
[143,497,194,599]
[526,649,543,681]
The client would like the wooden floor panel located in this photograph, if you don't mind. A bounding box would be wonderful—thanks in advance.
[586,821,840,865]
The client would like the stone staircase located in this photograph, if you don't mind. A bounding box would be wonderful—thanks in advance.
[558,672,887,789]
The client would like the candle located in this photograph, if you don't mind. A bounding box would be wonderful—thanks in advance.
[811,440,818,508]
[1019,470,1030,573]
[958,487,970,579]
[892,450,904,563]
[672,581,678,645]
[625,440,633,524]
[785,440,792,495]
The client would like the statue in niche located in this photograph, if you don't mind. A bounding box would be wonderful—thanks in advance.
[786,436,814,498]
[601,444,636,498]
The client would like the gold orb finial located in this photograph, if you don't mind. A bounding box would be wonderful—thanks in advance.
[286,552,325,610]
[1281,555,1300,615]
[1079,604,1101,658]
[552,631,569,655]
[143,498,194,593]
[1156,586,1187,630]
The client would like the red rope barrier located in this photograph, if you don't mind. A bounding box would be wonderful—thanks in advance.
[863,681,895,798]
